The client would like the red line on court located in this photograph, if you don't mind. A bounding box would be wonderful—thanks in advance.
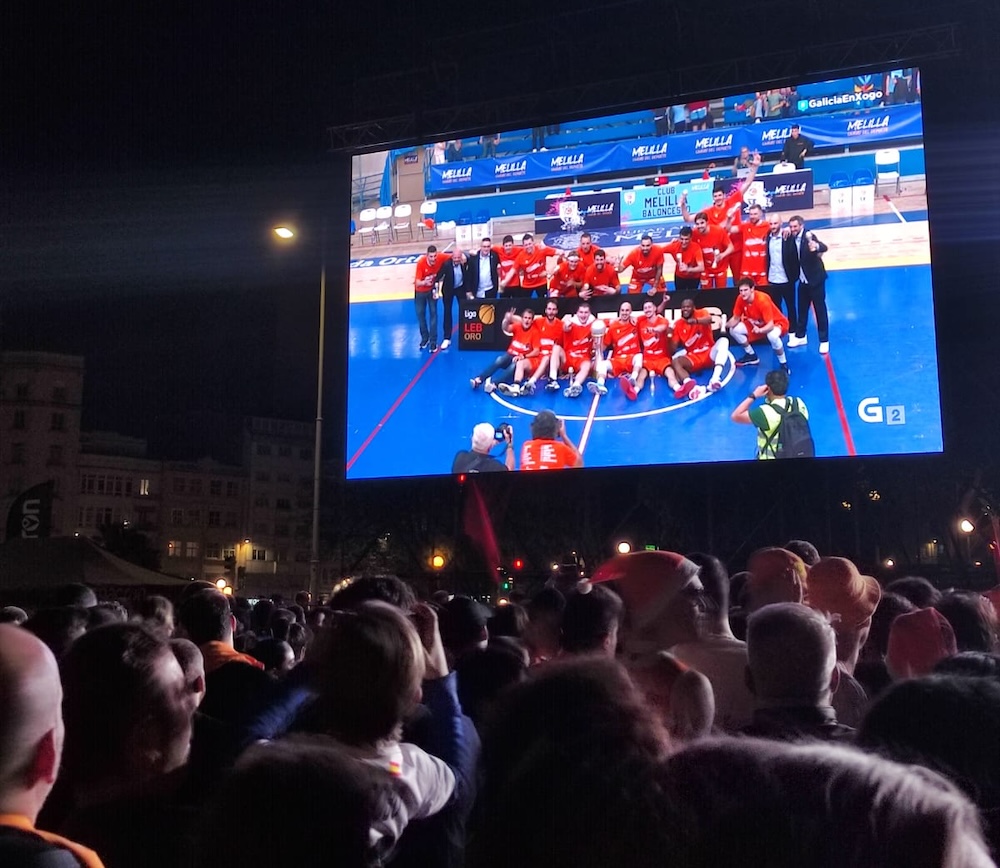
[347,326,456,471]
[824,353,856,456]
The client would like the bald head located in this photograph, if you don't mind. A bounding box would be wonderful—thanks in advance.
[0,624,64,817]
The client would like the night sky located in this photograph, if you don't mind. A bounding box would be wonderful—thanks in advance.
[4,1,1000,563]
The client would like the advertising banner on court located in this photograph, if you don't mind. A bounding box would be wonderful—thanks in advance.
[426,105,922,194]
[534,191,622,235]
[619,180,715,227]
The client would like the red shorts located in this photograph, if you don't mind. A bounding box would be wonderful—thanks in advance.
[627,280,658,294]
[565,352,591,371]
[700,271,729,289]
[608,356,636,377]
[643,356,672,376]
[681,349,713,372]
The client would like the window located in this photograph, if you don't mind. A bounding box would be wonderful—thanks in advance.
[297,498,312,510]
[254,495,269,507]
[188,479,202,495]
[206,544,222,559]
[140,478,150,496]
[50,413,66,432]
[10,443,25,465]
[226,481,239,497]
[209,480,222,496]
[185,541,199,558]
[276,547,289,562]
[255,471,270,483]
[97,507,113,526]
[12,410,25,430]
[222,547,236,560]
[252,548,267,561]
[168,540,182,557]
[173,478,186,494]
[81,474,95,494]
[208,510,221,527]
[186,509,201,526]
[171,509,183,526]
[276,498,291,510]
[299,448,312,461]
[224,511,238,528]
[256,444,272,456]
[47,445,63,466]
[52,386,67,403]
[15,384,28,400]
[277,473,291,484]
[278,445,292,458]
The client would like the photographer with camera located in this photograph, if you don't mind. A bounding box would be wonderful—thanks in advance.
[452,422,515,473]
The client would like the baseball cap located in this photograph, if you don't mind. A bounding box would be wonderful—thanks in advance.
[807,557,882,629]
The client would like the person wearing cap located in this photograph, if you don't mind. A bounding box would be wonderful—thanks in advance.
[452,423,514,473]
[885,608,957,679]
[743,603,854,742]
[780,123,813,169]
[439,596,491,666]
[807,556,882,727]
[520,410,582,471]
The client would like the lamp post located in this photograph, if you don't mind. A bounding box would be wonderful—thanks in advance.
[273,224,326,601]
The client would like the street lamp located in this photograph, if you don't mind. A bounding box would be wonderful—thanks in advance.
[616,541,632,555]
[959,518,976,534]
[273,224,326,601]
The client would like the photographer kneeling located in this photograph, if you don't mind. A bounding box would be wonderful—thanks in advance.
[452,422,515,473]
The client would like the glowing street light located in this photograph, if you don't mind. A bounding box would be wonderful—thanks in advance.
[431,554,445,570]
[959,518,976,534]
[616,541,632,555]
[272,223,326,601]
[215,578,228,590]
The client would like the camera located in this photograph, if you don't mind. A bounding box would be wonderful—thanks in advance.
[494,423,512,442]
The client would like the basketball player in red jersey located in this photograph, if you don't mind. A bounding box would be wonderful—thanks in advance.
[616,234,665,295]
[557,302,599,398]
[681,151,761,281]
[497,235,523,298]
[581,249,622,297]
[732,204,770,286]
[576,231,597,270]
[669,298,732,397]
[692,213,734,289]
[503,232,559,299]
[634,299,672,397]
[726,278,790,372]
[660,226,705,294]
[589,301,643,399]
[520,301,565,396]
[548,251,587,297]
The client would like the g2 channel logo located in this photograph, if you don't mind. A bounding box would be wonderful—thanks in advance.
[858,397,906,426]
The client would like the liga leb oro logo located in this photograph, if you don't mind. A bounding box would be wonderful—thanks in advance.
[478,304,496,325]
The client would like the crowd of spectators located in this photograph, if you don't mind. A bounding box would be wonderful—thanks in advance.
[2,544,1000,867]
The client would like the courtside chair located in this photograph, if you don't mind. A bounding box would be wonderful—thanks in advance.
[374,205,393,243]
[419,200,438,238]
[393,204,413,241]
[874,148,901,196]
[356,208,378,245]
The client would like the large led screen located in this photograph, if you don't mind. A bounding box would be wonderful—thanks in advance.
[346,68,938,478]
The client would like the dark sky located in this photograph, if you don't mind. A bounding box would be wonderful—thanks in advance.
[3,0,1000,480]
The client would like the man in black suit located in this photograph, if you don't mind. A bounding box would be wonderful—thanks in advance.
[786,215,829,354]
[437,247,470,350]
[466,237,501,300]
[764,213,799,329]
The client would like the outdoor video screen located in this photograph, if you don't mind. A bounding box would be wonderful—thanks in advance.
[346,68,939,478]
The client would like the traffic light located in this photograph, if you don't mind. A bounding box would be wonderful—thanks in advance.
[513,558,523,571]
[500,578,511,592]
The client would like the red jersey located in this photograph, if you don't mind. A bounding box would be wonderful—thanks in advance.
[672,309,714,356]
[534,316,564,354]
[583,263,621,295]
[733,290,789,333]
[516,245,558,290]
[507,322,540,358]
[638,314,669,359]
[703,189,745,228]
[564,316,596,359]
[692,224,732,272]
[549,261,587,297]
[521,439,578,471]
[605,319,641,359]
[620,246,665,286]
[413,255,445,293]
[739,221,770,285]
[576,245,597,270]
[661,239,705,277]
[498,245,523,289]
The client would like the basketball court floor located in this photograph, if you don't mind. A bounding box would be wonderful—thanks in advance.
[346,203,941,479]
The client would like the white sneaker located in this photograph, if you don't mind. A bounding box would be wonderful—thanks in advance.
[440,339,451,350]
[819,341,830,354]
[484,381,496,394]
[786,335,807,348]
[709,379,722,392]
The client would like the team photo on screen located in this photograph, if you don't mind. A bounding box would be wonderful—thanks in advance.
[346,68,938,479]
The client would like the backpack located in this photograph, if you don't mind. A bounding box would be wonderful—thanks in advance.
[764,397,815,459]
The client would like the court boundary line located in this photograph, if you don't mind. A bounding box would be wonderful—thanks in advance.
[346,349,442,472]
[824,353,857,456]
[578,391,601,454]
